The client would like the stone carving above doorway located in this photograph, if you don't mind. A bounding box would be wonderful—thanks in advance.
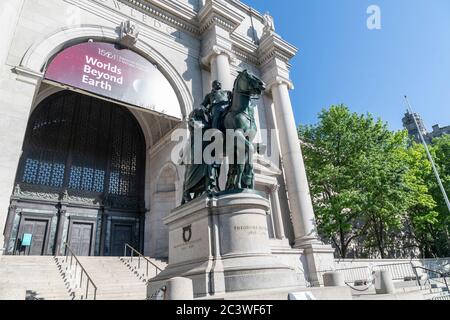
[119,20,140,47]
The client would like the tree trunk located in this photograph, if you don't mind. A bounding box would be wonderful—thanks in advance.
[339,228,348,258]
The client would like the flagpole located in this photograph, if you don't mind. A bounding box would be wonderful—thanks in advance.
[404,95,450,215]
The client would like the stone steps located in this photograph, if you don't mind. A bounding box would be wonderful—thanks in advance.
[119,257,167,282]
[55,256,158,300]
[1,255,168,300]
[0,256,71,300]
[350,278,450,300]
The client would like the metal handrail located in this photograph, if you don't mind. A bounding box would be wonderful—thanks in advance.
[318,265,372,283]
[64,242,97,300]
[373,262,417,280]
[319,262,418,284]
[123,244,162,279]
[412,265,450,292]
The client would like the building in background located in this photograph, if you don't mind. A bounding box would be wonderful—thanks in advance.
[402,110,450,143]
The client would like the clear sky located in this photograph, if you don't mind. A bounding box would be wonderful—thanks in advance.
[244,0,450,131]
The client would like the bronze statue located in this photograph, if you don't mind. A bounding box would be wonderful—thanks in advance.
[223,70,265,189]
[180,107,219,204]
[181,70,265,204]
[201,80,232,131]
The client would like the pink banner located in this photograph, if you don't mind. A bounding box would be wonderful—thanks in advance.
[45,42,181,119]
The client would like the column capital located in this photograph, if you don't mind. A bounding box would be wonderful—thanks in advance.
[265,76,294,92]
[201,45,237,68]
[198,0,245,34]
[258,32,297,68]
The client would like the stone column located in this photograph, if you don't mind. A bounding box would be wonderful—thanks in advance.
[270,80,318,247]
[259,31,336,286]
[269,184,286,239]
[198,0,242,91]
[2,203,18,254]
[0,0,24,67]
[210,49,233,91]
[54,209,67,256]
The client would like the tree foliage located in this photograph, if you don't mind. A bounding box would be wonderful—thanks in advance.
[299,105,450,258]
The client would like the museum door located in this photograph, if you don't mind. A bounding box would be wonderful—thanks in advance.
[19,219,48,255]
[69,223,93,256]
[111,224,133,256]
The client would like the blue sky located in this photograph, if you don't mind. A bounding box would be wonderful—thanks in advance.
[245,0,450,131]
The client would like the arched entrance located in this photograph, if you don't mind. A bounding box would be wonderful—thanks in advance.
[9,90,146,256]
[3,37,185,257]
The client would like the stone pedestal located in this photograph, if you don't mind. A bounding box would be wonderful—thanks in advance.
[166,277,194,300]
[375,270,395,294]
[147,191,302,298]
[323,272,345,287]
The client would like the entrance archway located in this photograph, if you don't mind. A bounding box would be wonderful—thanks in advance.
[10,90,146,256]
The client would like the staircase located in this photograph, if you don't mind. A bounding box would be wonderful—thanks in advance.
[1,254,167,300]
[351,277,450,300]
[0,256,72,300]
[55,256,167,300]
[419,279,450,300]
[119,256,167,283]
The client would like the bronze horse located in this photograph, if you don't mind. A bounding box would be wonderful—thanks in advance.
[222,70,266,189]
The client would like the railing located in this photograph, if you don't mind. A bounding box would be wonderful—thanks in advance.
[412,265,450,292]
[64,242,97,300]
[318,262,420,285]
[373,263,418,280]
[123,244,162,279]
[318,266,372,284]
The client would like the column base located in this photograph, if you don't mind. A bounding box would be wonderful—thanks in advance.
[293,235,323,248]
[295,240,336,287]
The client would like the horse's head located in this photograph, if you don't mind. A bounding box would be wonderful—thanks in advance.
[235,70,266,96]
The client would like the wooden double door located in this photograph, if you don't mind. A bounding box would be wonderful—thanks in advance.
[68,222,93,256]
[68,220,135,256]
[18,218,48,255]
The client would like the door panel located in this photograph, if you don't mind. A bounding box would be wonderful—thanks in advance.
[20,219,48,255]
[111,224,132,256]
[69,223,93,256]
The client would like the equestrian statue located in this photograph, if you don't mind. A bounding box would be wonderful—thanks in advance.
[181,70,266,203]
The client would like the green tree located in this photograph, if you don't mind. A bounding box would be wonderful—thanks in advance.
[357,129,410,258]
[427,135,450,256]
[400,142,438,258]
[299,105,410,258]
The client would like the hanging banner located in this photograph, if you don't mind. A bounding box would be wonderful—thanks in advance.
[45,42,181,119]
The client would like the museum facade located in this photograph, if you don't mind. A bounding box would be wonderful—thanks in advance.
[0,0,334,285]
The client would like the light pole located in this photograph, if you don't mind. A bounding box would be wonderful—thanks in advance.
[404,95,450,216]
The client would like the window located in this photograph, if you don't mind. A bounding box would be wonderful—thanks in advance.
[17,91,145,209]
